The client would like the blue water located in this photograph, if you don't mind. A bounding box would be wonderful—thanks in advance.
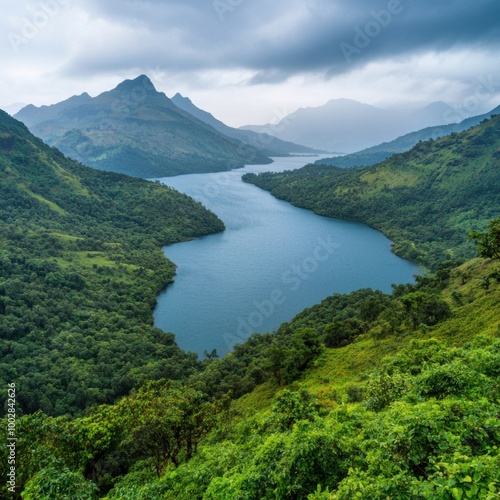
[153,157,422,356]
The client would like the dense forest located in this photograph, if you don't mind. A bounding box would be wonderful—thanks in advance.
[244,115,500,270]
[1,108,499,498]
[0,110,224,417]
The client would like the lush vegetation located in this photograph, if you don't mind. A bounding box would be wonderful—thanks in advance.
[14,76,271,178]
[2,247,499,498]
[2,105,500,498]
[244,115,500,270]
[0,110,225,417]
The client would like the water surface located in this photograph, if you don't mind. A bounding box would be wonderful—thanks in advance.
[154,157,421,356]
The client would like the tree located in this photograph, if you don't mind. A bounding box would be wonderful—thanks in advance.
[469,218,500,260]
[118,381,227,476]
[399,292,451,330]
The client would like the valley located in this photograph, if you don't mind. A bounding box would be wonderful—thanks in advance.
[1,103,498,498]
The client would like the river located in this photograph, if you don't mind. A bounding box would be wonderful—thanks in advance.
[153,156,421,356]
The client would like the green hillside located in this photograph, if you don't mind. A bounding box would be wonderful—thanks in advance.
[3,247,498,498]
[0,110,224,416]
[244,115,500,269]
[1,108,500,499]
[14,76,271,178]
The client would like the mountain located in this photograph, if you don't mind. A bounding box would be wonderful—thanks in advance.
[244,114,500,269]
[316,105,500,167]
[14,75,271,178]
[170,92,325,156]
[0,108,224,416]
[241,99,460,153]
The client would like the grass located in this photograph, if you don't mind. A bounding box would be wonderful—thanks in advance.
[234,257,500,419]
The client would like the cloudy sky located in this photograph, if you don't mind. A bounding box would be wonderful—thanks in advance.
[1,0,500,126]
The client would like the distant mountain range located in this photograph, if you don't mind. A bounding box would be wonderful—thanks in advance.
[241,99,464,153]
[171,93,324,156]
[316,105,500,167]
[14,75,272,178]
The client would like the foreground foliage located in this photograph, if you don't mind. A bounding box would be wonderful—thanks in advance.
[2,253,498,498]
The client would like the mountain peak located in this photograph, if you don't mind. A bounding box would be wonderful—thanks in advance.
[172,93,192,104]
[114,75,156,93]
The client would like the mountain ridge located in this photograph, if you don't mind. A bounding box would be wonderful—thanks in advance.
[241,99,468,153]
[14,75,271,178]
[316,105,500,167]
[171,92,326,156]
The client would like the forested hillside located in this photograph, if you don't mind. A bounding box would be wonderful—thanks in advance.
[2,244,499,498]
[0,110,224,416]
[244,115,500,270]
[1,108,499,499]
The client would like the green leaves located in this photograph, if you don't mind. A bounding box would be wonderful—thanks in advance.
[22,466,98,500]
[117,381,227,476]
[469,217,500,260]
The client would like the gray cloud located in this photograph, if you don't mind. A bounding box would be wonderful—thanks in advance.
[61,0,500,81]
[2,0,499,125]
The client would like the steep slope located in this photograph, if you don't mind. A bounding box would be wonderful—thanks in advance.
[316,105,500,167]
[171,92,325,156]
[14,75,271,178]
[241,99,452,153]
[0,109,225,416]
[6,252,499,498]
[244,115,500,269]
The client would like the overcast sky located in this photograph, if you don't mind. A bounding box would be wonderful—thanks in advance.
[1,0,500,126]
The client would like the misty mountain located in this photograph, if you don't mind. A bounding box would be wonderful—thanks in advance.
[241,99,459,153]
[171,93,324,156]
[316,105,500,167]
[14,75,271,178]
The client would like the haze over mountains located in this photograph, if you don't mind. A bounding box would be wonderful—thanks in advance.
[316,105,500,167]
[171,93,324,156]
[242,99,464,153]
[13,75,495,179]
[14,75,272,178]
